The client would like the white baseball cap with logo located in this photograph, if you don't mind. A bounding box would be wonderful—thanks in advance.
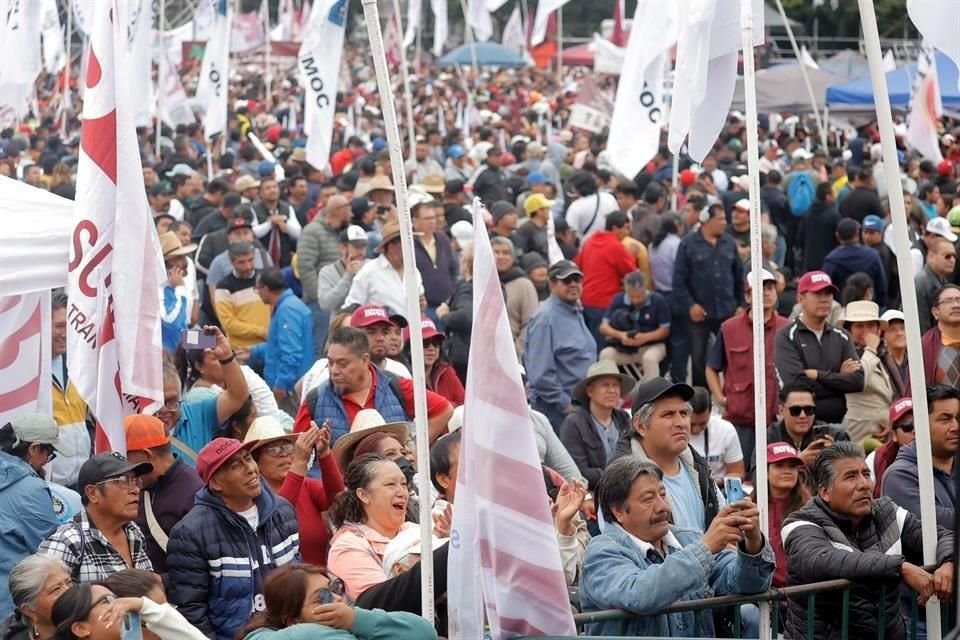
[926,216,958,242]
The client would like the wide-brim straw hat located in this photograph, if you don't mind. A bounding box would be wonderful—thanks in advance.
[159,231,197,258]
[840,300,886,329]
[243,416,296,452]
[571,360,636,407]
[333,409,410,471]
[376,219,422,253]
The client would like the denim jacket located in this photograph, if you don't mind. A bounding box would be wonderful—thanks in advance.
[579,523,775,637]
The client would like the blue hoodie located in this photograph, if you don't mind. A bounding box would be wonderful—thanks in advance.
[0,452,59,619]
[822,244,888,307]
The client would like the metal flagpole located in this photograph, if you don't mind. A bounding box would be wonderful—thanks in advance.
[556,5,563,86]
[457,0,479,77]
[360,0,435,623]
[773,0,825,149]
[670,151,680,211]
[391,0,418,159]
[740,1,770,637]
[61,0,73,136]
[859,1,941,636]
[415,0,423,72]
[264,0,273,101]
[156,0,167,164]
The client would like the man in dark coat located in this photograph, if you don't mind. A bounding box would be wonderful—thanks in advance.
[798,182,840,274]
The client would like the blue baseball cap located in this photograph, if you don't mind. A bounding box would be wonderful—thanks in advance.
[862,215,885,231]
[447,144,465,159]
[258,160,276,177]
[372,137,387,152]
[527,171,547,186]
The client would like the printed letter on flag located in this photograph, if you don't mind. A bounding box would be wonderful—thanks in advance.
[607,0,678,178]
[197,0,231,140]
[67,0,165,454]
[448,198,577,639]
[906,43,944,163]
[908,0,960,91]
[0,293,52,427]
[298,0,347,170]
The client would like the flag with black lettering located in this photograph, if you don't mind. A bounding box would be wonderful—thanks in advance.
[196,0,231,140]
[298,0,347,170]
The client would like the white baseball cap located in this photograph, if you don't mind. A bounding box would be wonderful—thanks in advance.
[926,216,958,243]
[745,269,776,289]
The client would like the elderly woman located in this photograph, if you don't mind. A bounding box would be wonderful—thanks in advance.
[1,555,71,640]
[237,564,437,640]
[326,455,448,625]
[242,417,344,566]
[403,317,464,406]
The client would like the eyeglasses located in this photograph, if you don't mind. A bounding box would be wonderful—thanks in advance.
[894,420,915,433]
[43,445,57,463]
[315,577,346,605]
[261,442,296,457]
[97,475,143,490]
[558,275,583,285]
[936,297,960,307]
[787,405,816,417]
[160,398,181,411]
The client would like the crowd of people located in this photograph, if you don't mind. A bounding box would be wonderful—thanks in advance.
[2,27,960,639]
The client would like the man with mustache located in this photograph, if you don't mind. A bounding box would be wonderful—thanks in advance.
[579,456,774,637]
[782,442,955,640]
[612,378,722,532]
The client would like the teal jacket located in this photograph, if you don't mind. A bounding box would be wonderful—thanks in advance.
[242,608,438,640]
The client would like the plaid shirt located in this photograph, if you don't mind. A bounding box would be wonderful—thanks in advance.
[38,509,152,583]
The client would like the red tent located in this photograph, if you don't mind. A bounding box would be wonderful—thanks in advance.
[561,43,594,66]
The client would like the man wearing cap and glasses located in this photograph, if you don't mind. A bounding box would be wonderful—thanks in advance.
[39,452,154,583]
[166,437,299,640]
[316,225,370,320]
[775,270,863,424]
[524,260,597,432]
[841,300,899,443]
[762,380,849,472]
[866,397,915,499]
[883,385,960,529]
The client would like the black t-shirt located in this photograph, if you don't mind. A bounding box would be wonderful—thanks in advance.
[838,186,884,223]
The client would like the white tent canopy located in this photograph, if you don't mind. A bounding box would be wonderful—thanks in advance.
[0,176,74,297]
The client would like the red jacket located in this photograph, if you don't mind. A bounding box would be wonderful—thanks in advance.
[277,454,345,567]
[907,324,945,395]
[717,310,789,426]
[429,361,465,406]
[575,231,637,309]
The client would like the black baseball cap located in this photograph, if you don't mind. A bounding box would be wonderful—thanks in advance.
[149,183,174,197]
[547,260,583,281]
[631,377,694,415]
[77,452,153,489]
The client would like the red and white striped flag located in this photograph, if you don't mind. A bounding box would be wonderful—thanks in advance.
[448,198,576,639]
[906,43,944,163]
[0,293,52,426]
[67,0,165,454]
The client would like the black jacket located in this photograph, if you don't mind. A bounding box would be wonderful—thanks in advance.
[186,197,219,228]
[559,406,631,490]
[839,186,884,224]
[750,419,850,474]
[472,166,507,205]
[782,496,953,640]
[798,200,840,273]
[774,318,864,423]
[443,279,474,368]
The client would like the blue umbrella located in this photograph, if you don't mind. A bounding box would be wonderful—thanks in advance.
[438,42,529,68]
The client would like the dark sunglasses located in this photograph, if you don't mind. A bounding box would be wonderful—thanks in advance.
[315,577,346,605]
[558,275,583,284]
[894,420,915,433]
[787,405,816,417]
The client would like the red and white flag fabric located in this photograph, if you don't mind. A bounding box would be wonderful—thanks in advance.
[0,293,52,427]
[907,43,944,163]
[448,198,576,639]
[611,0,627,47]
[383,7,403,68]
[908,0,960,91]
[67,0,165,454]
[531,0,570,46]
[198,0,231,140]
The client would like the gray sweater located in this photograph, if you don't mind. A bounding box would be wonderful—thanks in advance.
[316,260,356,317]
[297,220,342,303]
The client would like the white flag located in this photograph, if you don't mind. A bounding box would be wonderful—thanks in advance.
[907,43,944,163]
[430,0,448,56]
[71,0,93,36]
[467,0,493,42]
[607,0,678,178]
[270,0,296,41]
[447,198,577,639]
[299,0,348,170]
[668,0,764,163]
[908,0,960,90]
[800,45,819,69]
[68,0,165,454]
[40,0,66,73]
[197,0,231,140]
[531,0,570,46]
[403,0,421,48]
[502,5,526,56]
[0,292,52,427]
[125,0,155,127]
[883,49,897,72]
[0,0,43,119]
[593,33,626,75]
[160,49,196,127]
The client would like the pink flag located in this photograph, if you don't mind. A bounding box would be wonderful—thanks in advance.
[67,0,165,454]
[0,293,52,426]
[611,0,627,47]
[447,198,576,639]
[383,8,403,68]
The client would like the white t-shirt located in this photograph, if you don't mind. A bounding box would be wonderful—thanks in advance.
[689,416,744,481]
[565,192,619,239]
[238,505,259,531]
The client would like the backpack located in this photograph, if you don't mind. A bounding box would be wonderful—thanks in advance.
[787,172,815,217]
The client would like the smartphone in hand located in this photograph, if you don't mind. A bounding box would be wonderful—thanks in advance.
[181,328,217,350]
[724,476,746,504]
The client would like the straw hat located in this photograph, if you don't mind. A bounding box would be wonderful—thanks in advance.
[332,409,409,471]
[376,219,421,253]
[290,148,307,163]
[571,360,636,407]
[242,416,296,452]
[420,174,445,195]
[365,175,395,196]
[159,231,197,258]
[235,175,261,192]
[840,300,886,329]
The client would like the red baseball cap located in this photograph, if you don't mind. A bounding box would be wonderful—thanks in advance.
[767,442,803,465]
[350,305,398,329]
[196,437,256,485]
[938,160,953,177]
[679,169,698,187]
[403,316,443,342]
[797,270,838,295]
[889,397,913,425]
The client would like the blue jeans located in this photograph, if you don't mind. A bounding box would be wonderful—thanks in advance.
[533,400,567,435]
[309,302,330,358]
[583,306,607,351]
[666,292,690,383]
[688,317,722,388]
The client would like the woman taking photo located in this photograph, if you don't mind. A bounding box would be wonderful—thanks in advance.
[242,417,345,566]
[326,455,448,627]
[403,317,464,406]
[1,555,71,640]
[238,564,437,640]
[50,582,205,639]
